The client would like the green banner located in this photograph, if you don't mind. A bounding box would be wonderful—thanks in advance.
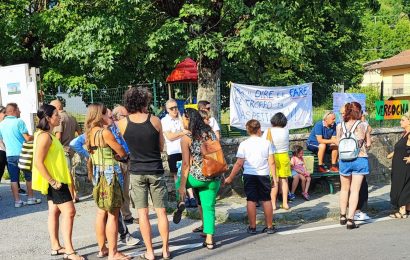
[375,100,409,120]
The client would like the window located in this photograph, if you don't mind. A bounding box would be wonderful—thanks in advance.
[392,74,404,96]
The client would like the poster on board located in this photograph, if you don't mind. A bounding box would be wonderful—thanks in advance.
[0,64,38,134]
[333,93,366,122]
[230,83,313,130]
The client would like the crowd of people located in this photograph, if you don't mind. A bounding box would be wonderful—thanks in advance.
[0,88,409,258]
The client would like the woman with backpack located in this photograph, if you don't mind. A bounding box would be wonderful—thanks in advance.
[336,102,369,230]
[178,108,221,249]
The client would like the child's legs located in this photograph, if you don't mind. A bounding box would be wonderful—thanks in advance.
[261,201,273,227]
[291,174,300,193]
[247,201,257,228]
[305,176,311,194]
[299,175,306,192]
[271,185,278,210]
[280,178,289,207]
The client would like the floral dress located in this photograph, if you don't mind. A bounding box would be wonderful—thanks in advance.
[189,131,220,182]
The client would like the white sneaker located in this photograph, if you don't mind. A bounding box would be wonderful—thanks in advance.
[121,233,140,246]
[27,197,42,205]
[354,212,371,221]
[14,200,27,208]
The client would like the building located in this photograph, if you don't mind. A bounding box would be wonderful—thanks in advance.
[368,50,410,98]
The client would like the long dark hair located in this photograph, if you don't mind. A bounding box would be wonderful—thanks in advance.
[183,108,212,140]
[37,104,56,131]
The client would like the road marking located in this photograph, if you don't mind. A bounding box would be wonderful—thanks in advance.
[127,243,203,257]
[277,216,392,235]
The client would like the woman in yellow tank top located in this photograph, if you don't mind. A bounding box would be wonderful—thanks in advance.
[32,104,84,260]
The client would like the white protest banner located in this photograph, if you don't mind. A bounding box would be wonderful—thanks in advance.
[230,83,313,130]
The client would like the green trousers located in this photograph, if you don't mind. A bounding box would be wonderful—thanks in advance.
[176,174,220,235]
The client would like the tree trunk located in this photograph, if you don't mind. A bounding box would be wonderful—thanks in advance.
[197,57,221,121]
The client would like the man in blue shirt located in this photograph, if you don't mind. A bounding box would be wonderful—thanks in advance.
[306,111,339,173]
[0,103,40,207]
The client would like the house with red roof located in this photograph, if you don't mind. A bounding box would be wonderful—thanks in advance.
[365,50,410,98]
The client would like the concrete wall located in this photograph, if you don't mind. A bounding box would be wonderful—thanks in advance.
[76,127,404,198]
[220,127,403,185]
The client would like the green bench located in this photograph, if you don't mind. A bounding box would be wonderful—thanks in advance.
[289,150,339,194]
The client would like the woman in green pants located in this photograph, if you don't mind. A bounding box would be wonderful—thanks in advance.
[178,108,221,249]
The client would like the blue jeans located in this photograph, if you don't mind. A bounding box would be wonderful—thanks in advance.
[6,156,31,182]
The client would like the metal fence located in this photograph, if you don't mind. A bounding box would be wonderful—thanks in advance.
[44,81,403,137]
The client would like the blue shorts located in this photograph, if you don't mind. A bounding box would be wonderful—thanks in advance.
[6,156,32,182]
[339,157,369,176]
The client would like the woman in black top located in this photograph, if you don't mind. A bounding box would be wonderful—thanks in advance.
[118,87,170,260]
[388,111,410,218]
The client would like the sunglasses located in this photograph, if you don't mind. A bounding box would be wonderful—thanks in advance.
[168,106,178,111]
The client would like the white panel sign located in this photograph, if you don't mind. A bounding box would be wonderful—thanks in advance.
[230,83,313,130]
[0,64,39,134]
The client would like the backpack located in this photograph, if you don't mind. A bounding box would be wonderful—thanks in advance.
[198,134,228,178]
[18,141,34,171]
[338,121,361,161]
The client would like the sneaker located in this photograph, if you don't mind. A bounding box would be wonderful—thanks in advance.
[288,193,296,201]
[318,165,330,173]
[14,200,27,208]
[124,217,134,225]
[190,198,198,208]
[18,188,27,196]
[27,197,42,205]
[120,233,141,246]
[302,192,310,201]
[354,212,371,221]
[329,166,339,172]
[247,226,257,235]
[262,226,276,234]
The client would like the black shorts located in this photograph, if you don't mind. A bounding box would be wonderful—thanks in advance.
[168,153,182,173]
[47,183,72,204]
[243,175,271,202]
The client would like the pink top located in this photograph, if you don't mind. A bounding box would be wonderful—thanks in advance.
[291,156,309,176]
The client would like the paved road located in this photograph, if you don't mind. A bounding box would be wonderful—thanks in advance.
[1,182,409,260]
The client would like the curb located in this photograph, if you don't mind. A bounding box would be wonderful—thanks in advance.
[184,198,394,225]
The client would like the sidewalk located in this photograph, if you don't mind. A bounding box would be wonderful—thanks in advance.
[190,184,393,225]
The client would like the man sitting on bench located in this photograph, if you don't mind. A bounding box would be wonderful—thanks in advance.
[306,111,339,173]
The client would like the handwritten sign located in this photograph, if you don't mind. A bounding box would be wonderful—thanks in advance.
[375,100,409,120]
[230,83,313,130]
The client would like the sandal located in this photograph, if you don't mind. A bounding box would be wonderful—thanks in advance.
[63,252,85,260]
[389,211,408,219]
[108,252,132,260]
[97,250,109,258]
[346,218,359,230]
[340,214,347,225]
[138,253,155,260]
[192,225,204,233]
[172,202,185,224]
[280,204,290,210]
[50,247,65,256]
[202,241,216,250]
[163,252,172,260]
[262,226,276,234]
